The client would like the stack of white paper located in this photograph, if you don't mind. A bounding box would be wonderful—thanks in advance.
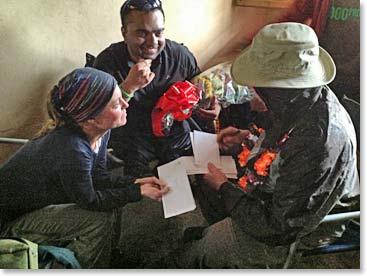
[157,131,238,218]
[178,156,237,178]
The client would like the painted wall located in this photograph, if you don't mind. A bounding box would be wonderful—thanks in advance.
[0,0,288,164]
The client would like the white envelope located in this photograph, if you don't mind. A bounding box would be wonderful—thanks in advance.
[192,130,220,167]
[157,159,196,218]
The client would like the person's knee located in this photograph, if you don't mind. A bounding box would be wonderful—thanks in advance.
[86,211,114,234]
[67,211,115,268]
[167,218,243,268]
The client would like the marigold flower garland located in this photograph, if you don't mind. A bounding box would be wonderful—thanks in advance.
[237,124,291,192]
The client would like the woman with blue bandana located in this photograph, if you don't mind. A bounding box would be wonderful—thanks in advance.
[0,67,169,268]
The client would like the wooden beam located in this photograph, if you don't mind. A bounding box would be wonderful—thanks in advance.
[235,0,295,9]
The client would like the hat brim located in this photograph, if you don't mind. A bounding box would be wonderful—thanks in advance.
[231,46,336,88]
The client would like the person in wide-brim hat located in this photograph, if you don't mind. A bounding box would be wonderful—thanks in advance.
[162,22,359,269]
[231,22,336,88]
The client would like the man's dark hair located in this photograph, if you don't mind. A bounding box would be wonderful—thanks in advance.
[120,0,165,26]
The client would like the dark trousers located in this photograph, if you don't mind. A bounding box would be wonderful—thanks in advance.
[110,121,193,177]
[163,180,289,268]
[1,204,115,268]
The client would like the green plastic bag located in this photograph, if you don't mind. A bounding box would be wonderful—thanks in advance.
[0,238,38,269]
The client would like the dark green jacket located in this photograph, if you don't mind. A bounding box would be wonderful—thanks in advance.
[219,86,359,246]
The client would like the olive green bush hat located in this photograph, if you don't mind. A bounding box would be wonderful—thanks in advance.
[231,22,336,88]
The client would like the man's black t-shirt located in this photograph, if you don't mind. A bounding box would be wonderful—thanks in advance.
[93,39,200,170]
[93,39,200,135]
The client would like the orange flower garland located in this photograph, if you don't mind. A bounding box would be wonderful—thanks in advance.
[253,150,277,176]
[237,145,251,167]
[238,175,248,190]
[236,124,291,191]
[252,124,264,135]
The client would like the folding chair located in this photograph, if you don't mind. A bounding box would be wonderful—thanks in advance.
[283,210,360,268]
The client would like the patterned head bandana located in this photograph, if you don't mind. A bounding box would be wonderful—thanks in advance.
[51,67,117,123]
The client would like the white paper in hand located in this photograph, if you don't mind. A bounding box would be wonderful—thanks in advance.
[157,159,196,218]
[193,130,220,166]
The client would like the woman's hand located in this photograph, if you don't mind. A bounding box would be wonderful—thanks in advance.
[203,162,228,191]
[135,176,170,201]
[217,126,250,150]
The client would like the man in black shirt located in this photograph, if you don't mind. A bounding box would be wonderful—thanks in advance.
[94,0,218,177]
